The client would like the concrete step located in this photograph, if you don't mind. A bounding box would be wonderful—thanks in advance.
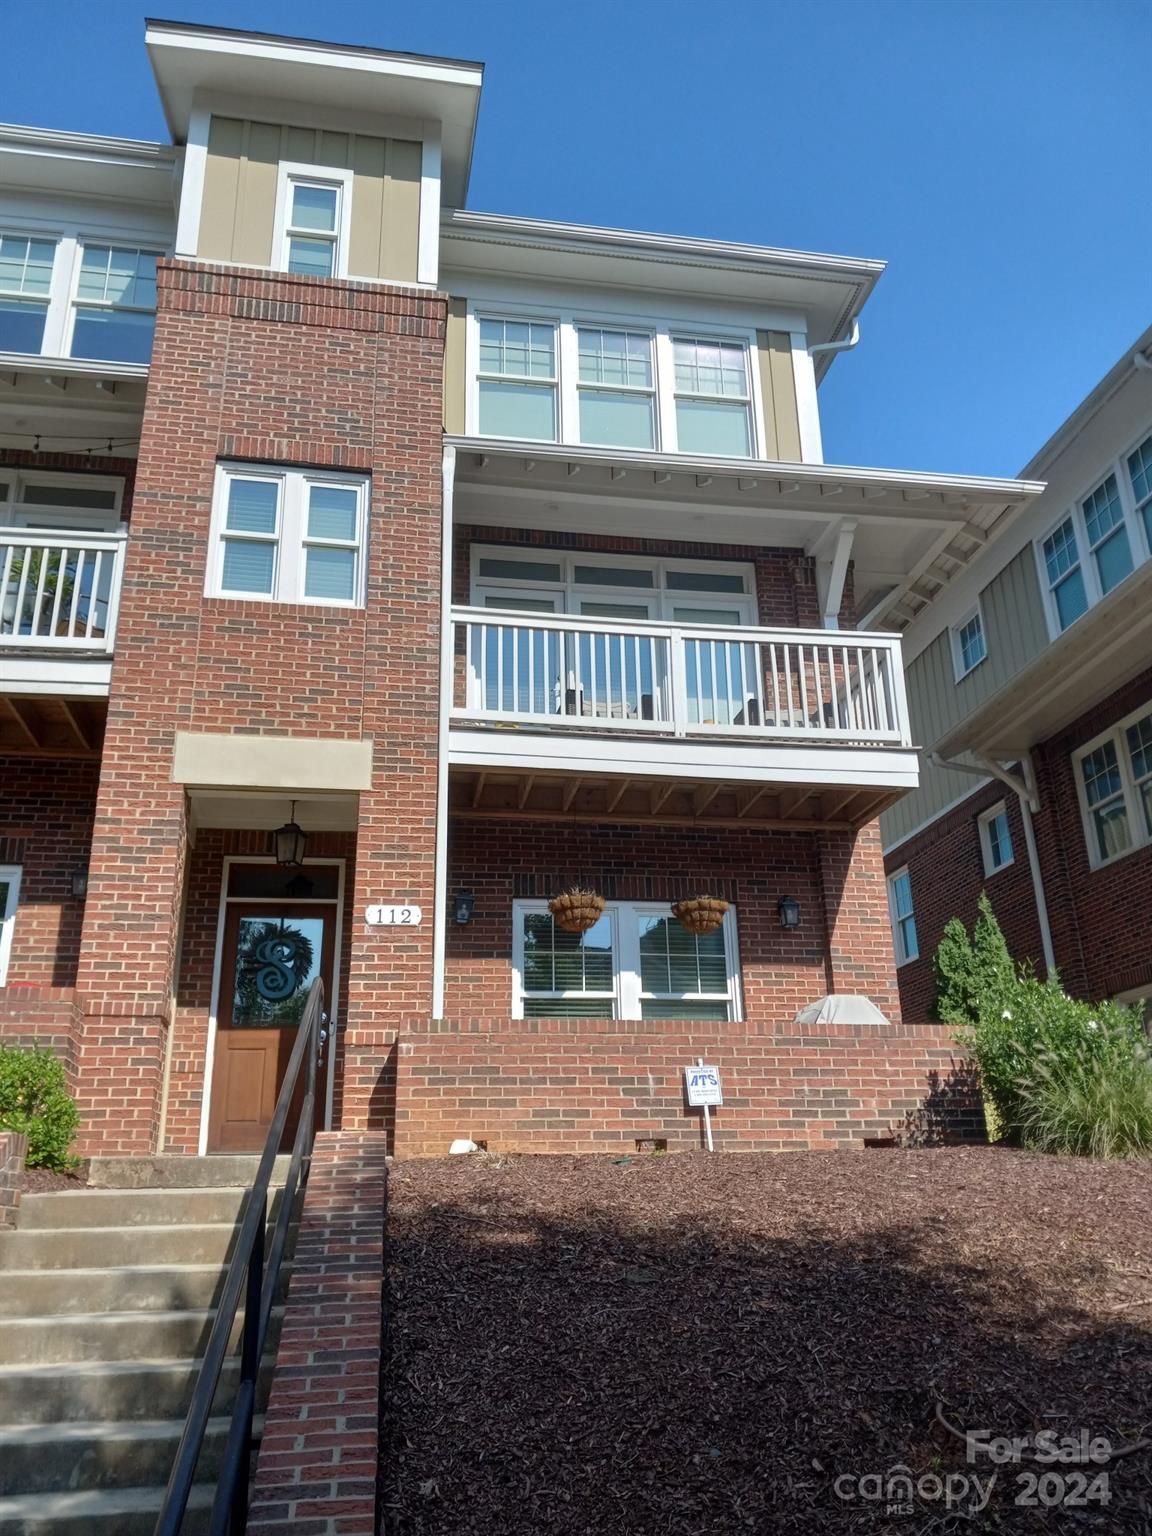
[15,1187,282,1231]
[88,1155,291,1189]
[0,1262,291,1318]
[0,1483,213,1535]
[0,1223,241,1271]
[0,1414,261,1497]
[0,1304,283,1367]
[0,1356,274,1426]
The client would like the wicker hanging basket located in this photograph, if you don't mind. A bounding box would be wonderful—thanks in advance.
[548,889,606,934]
[671,896,730,935]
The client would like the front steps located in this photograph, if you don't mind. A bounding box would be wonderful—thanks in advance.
[0,1157,288,1536]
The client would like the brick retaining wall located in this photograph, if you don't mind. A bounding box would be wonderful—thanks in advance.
[0,1131,27,1229]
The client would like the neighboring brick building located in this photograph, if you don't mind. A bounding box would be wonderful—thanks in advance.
[881,334,1152,1021]
[0,20,1044,1157]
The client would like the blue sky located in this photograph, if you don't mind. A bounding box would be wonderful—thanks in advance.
[6,0,1149,477]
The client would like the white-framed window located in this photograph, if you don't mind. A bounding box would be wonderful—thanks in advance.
[887,867,918,965]
[512,900,742,1021]
[272,165,354,280]
[470,545,757,625]
[68,243,159,365]
[468,304,763,457]
[476,316,558,440]
[207,464,368,607]
[0,865,21,986]
[951,605,987,679]
[978,801,1014,876]
[1075,702,1152,868]
[1034,426,1152,638]
[0,232,56,354]
[0,471,123,529]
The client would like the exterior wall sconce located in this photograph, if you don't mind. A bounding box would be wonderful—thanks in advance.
[454,890,476,925]
[777,895,801,930]
[71,867,89,901]
[273,801,308,867]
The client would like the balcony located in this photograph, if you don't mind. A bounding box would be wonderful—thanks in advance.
[0,525,126,698]
[448,607,918,829]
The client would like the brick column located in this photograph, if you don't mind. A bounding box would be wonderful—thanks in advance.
[815,822,902,1021]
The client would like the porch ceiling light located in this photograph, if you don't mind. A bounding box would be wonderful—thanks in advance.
[273,802,308,868]
[777,895,801,930]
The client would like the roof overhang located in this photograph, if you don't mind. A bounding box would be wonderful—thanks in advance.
[0,124,177,206]
[145,19,484,204]
[440,211,884,366]
[447,436,1043,626]
[934,559,1152,762]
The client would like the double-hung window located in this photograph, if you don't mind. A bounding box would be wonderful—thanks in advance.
[1076,705,1152,867]
[0,234,55,354]
[477,317,558,440]
[1041,516,1089,633]
[274,166,352,280]
[952,606,987,679]
[70,244,158,364]
[513,900,742,1021]
[1080,473,1133,597]
[1127,434,1152,551]
[671,336,752,456]
[576,327,655,449]
[887,868,918,964]
[209,464,368,607]
[978,802,1014,875]
[0,865,21,986]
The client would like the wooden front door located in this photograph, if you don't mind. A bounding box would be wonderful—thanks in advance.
[207,903,336,1154]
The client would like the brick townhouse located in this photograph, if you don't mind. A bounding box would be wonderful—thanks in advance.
[881,329,1152,1021]
[0,19,1044,1159]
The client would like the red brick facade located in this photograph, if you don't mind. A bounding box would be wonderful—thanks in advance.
[886,666,1152,1017]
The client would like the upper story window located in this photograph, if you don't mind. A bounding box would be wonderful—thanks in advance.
[0,234,55,353]
[978,801,1014,875]
[274,166,353,280]
[71,245,158,364]
[951,605,987,680]
[207,464,368,607]
[469,306,763,458]
[1036,428,1152,636]
[1075,703,1152,868]
[477,318,557,440]
[886,867,918,965]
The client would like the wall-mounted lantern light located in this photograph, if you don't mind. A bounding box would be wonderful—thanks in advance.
[273,801,308,867]
[777,895,802,930]
[454,890,476,925]
[71,867,89,901]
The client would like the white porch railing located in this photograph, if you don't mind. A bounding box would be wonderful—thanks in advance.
[452,606,911,746]
[0,527,126,653]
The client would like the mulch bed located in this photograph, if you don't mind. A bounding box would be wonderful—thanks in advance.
[19,1159,90,1193]
[385,1147,1152,1534]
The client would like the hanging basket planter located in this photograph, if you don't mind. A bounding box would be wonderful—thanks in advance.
[671,896,730,935]
[548,889,606,934]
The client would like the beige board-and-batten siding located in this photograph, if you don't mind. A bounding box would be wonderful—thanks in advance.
[440,308,802,454]
[198,117,421,283]
[881,543,1050,848]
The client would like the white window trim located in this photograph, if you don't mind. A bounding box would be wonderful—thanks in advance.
[465,299,765,458]
[271,163,354,281]
[0,470,124,528]
[0,865,21,986]
[886,866,918,966]
[469,544,758,624]
[511,898,743,1021]
[1032,425,1152,641]
[977,800,1014,877]
[63,241,164,361]
[950,602,987,681]
[1073,700,1152,871]
[207,462,369,607]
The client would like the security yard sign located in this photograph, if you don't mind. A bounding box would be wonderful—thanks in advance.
[684,1063,723,1106]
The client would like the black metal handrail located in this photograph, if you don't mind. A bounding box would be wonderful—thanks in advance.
[154,979,327,1536]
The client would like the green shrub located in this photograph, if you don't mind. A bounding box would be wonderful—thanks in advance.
[1017,1034,1152,1159]
[0,1046,80,1170]
[933,893,1014,1026]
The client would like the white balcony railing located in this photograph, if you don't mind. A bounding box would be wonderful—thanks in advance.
[452,606,911,747]
[0,526,126,654]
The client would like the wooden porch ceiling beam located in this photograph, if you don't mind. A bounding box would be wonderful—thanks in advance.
[58,699,92,752]
[454,807,854,833]
[2,696,41,749]
[471,772,487,808]
[517,775,536,809]
[606,778,634,813]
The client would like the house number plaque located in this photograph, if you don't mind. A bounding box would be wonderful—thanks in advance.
[365,905,423,927]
